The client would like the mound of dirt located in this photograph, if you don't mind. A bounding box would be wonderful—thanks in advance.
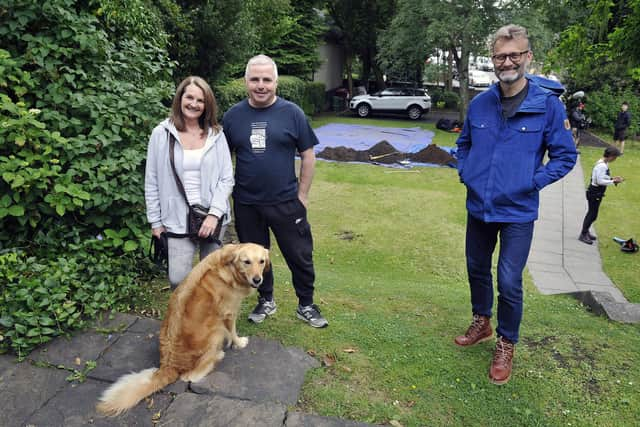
[317,140,456,166]
[366,140,406,164]
[409,144,457,165]
[317,146,370,162]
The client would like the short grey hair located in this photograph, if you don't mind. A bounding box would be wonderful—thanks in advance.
[490,24,531,53]
[244,54,279,80]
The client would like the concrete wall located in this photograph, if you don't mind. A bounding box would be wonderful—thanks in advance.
[313,43,344,92]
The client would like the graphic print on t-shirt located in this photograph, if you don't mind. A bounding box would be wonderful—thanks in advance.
[250,122,267,153]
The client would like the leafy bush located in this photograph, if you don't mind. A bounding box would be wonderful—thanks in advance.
[429,89,460,109]
[0,0,174,356]
[586,85,638,137]
[215,77,325,117]
[214,79,249,117]
[0,247,143,359]
[303,82,327,115]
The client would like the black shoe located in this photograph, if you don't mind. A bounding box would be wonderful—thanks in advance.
[248,297,277,323]
[578,233,593,245]
[296,304,328,328]
[587,232,597,240]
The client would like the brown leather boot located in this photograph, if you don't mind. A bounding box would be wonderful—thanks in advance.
[454,314,492,346]
[489,336,515,385]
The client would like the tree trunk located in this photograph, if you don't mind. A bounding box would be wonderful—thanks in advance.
[457,42,471,123]
[346,54,354,99]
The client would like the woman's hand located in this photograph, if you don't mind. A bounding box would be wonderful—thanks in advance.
[199,215,219,238]
[152,226,166,239]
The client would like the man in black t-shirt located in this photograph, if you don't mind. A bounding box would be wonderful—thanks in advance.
[223,54,328,328]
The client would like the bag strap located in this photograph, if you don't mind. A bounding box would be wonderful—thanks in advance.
[167,130,190,207]
[166,130,225,243]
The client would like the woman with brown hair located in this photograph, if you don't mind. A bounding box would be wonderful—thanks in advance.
[145,76,234,288]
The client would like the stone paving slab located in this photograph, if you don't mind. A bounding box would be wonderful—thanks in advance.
[0,356,69,426]
[571,291,640,323]
[562,255,605,272]
[568,270,615,287]
[25,378,173,427]
[28,329,116,369]
[189,336,319,405]
[0,312,368,427]
[527,262,566,274]
[89,330,158,382]
[87,327,189,396]
[89,311,139,332]
[158,393,287,427]
[529,160,640,322]
[574,282,627,303]
[527,269,577,294]
[527,250,563,266]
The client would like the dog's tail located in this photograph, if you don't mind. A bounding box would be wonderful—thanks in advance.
[96,365,179,416]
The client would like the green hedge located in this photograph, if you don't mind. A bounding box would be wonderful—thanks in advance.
[215,77,325,117]
[0,0,172,358]
[429,89,460,109]
[585,85,638,137]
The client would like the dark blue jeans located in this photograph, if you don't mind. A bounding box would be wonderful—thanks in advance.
[465,214,534,343]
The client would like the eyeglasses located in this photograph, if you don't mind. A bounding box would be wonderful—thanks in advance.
[491,50,530,64]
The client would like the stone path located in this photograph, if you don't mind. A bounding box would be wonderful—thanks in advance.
[529,157,640,322]
[0,312,379,427]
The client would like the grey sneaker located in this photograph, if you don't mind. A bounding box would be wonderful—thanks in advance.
[248,297,277,323]
[296,304,328,328]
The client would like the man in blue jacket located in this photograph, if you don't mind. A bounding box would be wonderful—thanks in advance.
[454,25,577,385]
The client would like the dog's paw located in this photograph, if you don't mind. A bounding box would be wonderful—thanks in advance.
[181,371,205,383]
[216,350,225,361]
[232,336,249,349]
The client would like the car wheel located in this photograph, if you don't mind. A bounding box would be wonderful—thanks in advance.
[407,105,423,120]
[356,103,371,118]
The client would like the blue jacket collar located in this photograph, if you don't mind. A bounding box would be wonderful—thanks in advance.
[487,75,565,113]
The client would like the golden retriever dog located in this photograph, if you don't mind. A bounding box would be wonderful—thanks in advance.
[96,243,270,416]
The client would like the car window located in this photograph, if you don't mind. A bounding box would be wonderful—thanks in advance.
[382,88,403,96]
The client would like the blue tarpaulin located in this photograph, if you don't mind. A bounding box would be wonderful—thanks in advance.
[314,123,436,154]
[313,123,456,168]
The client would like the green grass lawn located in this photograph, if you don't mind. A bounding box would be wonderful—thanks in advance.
[134,116,640,426]
[578,142,640,303]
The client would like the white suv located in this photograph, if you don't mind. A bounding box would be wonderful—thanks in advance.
[349,87,431,120]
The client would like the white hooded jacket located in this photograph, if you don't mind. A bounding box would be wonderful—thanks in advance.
[144,119,234,234]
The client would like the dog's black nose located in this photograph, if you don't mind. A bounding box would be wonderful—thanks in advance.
[252,277,263,288]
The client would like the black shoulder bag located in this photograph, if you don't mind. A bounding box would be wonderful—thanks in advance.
[167,130,223,244]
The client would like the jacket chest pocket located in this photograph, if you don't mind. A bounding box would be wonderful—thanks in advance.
[469,120,499,149]
[506,117,544,151]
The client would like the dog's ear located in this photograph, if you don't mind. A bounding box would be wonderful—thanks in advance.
[263,248,271,272]
[219,244,240,266]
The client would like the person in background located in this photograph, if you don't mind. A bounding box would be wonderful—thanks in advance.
[579,146,624,245]
[145,76,234,289]
[222,55,328,328]
[570,102,587,148]
[613,101,631,154]
[454,24,577,385]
